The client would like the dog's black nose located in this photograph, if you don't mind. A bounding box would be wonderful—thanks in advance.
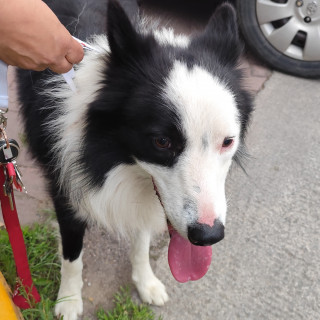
[188,220,224,246]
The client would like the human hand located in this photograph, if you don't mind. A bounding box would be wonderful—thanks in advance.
[0,0,84,73]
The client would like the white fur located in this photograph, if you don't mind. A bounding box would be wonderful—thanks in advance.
[130,231,169,305]
[79,164,167,236]
[153,27,190,48]
[55,252,84,320]
[137,61,240,236]
[44,35,110,201]
[138,17,190,48]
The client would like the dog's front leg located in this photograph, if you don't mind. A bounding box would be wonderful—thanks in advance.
[130,230,169,306]
[55,251,84,320]
[53,196,87,320]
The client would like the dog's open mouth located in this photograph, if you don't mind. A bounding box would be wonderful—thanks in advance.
[152,178,212,283]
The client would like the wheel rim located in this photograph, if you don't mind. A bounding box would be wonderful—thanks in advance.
[256,0,320,61]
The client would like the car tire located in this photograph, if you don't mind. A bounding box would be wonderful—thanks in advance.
[237,0,320,78]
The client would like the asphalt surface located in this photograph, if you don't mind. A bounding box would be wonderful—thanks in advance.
[145,72,320,320]
[80,71,320,320]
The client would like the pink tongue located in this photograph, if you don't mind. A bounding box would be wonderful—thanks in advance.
[168,228,212,283]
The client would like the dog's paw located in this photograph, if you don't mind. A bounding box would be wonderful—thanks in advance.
[135,275,169,306]
[55,295,83,320]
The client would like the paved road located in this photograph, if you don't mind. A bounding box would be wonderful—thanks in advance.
[80,71,320,320]
[147,72,320,320]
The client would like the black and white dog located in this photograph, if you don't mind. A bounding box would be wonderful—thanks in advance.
[17,0,253,319]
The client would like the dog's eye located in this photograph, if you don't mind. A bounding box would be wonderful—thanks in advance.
[222,137,234,148]
[154,137,171,149]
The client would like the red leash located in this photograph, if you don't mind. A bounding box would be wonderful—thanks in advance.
[0,61,40,308]
[0,163,41,308]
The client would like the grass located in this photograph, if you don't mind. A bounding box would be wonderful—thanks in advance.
[0,223,60,320]
[97,287,162,320]
[0,222,162,320]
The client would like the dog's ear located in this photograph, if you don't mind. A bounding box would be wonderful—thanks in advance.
[192,3,242,66]
[107,0,142,62]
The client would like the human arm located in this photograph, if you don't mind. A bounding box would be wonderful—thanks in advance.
[0,0,84,73]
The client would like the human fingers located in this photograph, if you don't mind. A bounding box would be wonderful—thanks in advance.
[48,36,84,73]
[48,57,73,74]
[65,38,84,65]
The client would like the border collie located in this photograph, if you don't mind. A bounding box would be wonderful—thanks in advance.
[16,0,253,319]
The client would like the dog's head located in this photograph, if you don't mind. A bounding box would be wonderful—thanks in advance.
[86,0,253,281]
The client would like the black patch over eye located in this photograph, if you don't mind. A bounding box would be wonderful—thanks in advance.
[222,137,234,148]
[154,137,172,149]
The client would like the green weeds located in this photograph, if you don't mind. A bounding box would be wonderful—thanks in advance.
[0,223,162,319]
[97,287,162,320]
[0,223,60,320]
